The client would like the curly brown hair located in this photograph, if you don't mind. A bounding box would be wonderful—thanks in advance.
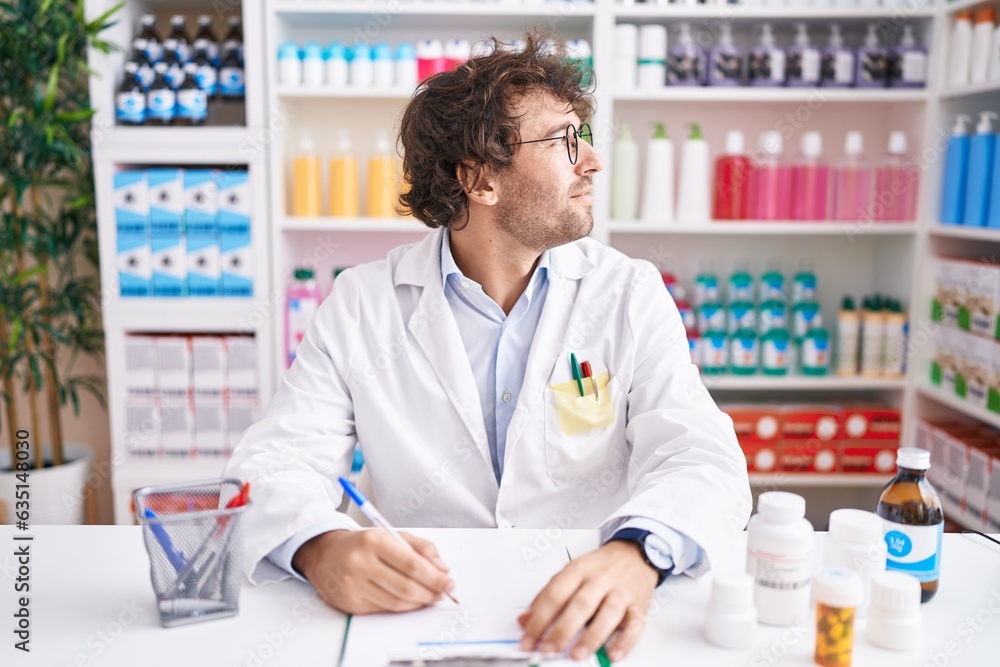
[398,31,595,229]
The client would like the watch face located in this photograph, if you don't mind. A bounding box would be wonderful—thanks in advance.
[644,533,674,571]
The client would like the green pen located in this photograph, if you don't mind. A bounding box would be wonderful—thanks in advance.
[570,353,586,397]
[565,547,614,666]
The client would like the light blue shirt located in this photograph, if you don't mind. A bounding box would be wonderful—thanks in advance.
[267,230,705,580]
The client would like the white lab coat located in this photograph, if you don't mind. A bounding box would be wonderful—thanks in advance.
[225,229,751,584]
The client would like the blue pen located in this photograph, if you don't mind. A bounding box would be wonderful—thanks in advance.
[338,477,459,605]
[144,508,187,573]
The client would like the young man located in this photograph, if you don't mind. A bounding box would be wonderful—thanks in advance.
[225,32,750,662]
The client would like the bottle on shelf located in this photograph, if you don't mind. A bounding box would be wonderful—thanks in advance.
[860,295,885,377]
[753,131,792,221]
[759,297,787,334]
[368,130,398,218]
[278,42,302,87]
[175,63,208,126]
[162,39,186,90]
[667,22,707,86]
[612,123,639,220]
[964,111,997,227]
[223,16,244,63]
[940,114,972,225]
[883,299,907,378]
[138,13,163,63]
[989,21,1000,81]
[146,62,176,126]
[820,24,855,89]
[167,15,191,64]
[445,39,472,72]
[286,268,323,368]
[831,131,872,222]
[292,131,322,217]
[350,43,374,88]
[786,23,820,88]
[759,259,784,302]
[836,296,860,377]
[792,300,822,344]
[614,23,638,91]
[131,38,155,91]
[728,259,754,304]
[790,131,829,221]
[748,23,785,87]
[888,25,927,89]
[396,43,418,91]
[761,328,791,376]
[677,123,711,222]
[709,23,743,87]
[876,448,943,604]
[640,123,675,224]
[193,15,220,67]
[373,43,395,88]
[116,62,147,126]
[302,42,325,87]
[218,45,245,101]
[192,45,218,98]
[971,6,996,85]
[730,329,759,376]
[856,24,889,89]
[416,39,445,82]
[638,24,667,90]
[712,130,752,221]
[330,130,360,217]
[792,259,817,303]
[874,132,919,222]
[326,43,349,88]
[801,327,831,376]
[695,261,720,306]
[949,11,974,88]
[565,39,594,87]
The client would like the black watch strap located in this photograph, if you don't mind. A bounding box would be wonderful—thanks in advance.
[609,528,672,586]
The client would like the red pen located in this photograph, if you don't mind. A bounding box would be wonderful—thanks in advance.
[580,361,599,403]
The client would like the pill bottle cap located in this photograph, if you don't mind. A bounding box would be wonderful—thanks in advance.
[896,447,930,470]
[757,491,806,523]
[814,568,864,608]
[829,508,884,545]
[704,571,756,649]
[866,571,922,651]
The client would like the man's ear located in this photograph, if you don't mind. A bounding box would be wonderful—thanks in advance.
[457,162,499,207]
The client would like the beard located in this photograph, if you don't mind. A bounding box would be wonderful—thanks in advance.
[493,169,594,252]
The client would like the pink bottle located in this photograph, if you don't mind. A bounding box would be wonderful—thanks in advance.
[753,131,793,220]
[416,39,445,82]
[874,131,919,221]
[285,267,323,368]
[791,131,829,220]
[831,131,873,221]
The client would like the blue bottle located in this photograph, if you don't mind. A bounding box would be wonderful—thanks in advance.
[940,114,972,225]
[989,136,1000,228]
[964,111,998,227]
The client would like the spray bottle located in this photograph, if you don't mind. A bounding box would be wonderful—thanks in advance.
[940,114,972,225]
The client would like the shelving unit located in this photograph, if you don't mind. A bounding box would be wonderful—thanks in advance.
[87,0,1000,526]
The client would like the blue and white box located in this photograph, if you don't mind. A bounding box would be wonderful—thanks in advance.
[218,170,251,236]
[220,232,253,297]
[114,171,150,236]
[117,233,152,297]
[148,169,185,236]
[186,235,221,297]
[152,233,187,297]
[184,169,219,236]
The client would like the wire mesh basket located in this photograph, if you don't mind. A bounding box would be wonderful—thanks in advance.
[134,478,249,627]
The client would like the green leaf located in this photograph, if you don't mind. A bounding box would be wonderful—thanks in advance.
[7,108,24,128]
[56,34,69,64]
[45,125,55,145]
[70,387,79,415]
[43,64,60,113]
[42,0,55,13]
[55,108,95,123]
[86,2,124,33]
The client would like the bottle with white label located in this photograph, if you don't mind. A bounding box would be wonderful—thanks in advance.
[116,62,147,126]
[821,24,855,88]
[637,24,667,89]
[146,62,176,126]
[876,448,943,603]
[175,63,208,126]
[786,23,820,88]
[836,296,860,377]
[747,492,814,626]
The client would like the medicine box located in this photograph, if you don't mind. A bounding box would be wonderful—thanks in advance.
[159,400,194,457]
[113,170,149,236]
[148,168,184,236]
[940,430,971,509]
[124,335,157,398]
[931,326,960,393]
[958,332,992,407]
[183,169,219,236]
[960,260,1000,340]
[932,257,962,328]
[192,336,226,398]
[151,233,186,297]
[218,170,251,236]
[992,339,1000,414]
[722,405,781,473]
[220,231,253,297]
[780,406,842,473]
[840,406,900,474]
[125,399,159,457]
[186,234,221,297]
[117,233,152,298]
[965,443,1000,530]
[156,336,191,400]
[194,399,227,457]
[226,336,257,399]
[227,399,258,452]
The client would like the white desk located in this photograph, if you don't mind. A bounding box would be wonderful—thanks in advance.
[2,527,998,666]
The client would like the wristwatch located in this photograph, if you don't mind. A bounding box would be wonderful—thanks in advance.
[609,528,675,587]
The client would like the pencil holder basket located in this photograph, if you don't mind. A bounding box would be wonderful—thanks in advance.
[134,478,249,627]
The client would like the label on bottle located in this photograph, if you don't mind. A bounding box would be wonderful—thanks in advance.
[902,52,926,84]
[883,521,943,582]
[137,63,155,90]
[747,546,812,625]
[176,89,208,121]
[793,275,817,302]
[194,65,218,96]
[666,52,703,85]
[834,52,854,83]
[729,303,756,333]
[762,337,789,371]
[730,335,758,369]
[695,275,720,304]
[802,335,829,370]
[700,334,728,371]
[146,89,176,121]
[115,91,146,124]
[144,41,164,64]
[219,67,245,96]
[788,48,820,84]
[759,275,784,301]
[165,64,185,89]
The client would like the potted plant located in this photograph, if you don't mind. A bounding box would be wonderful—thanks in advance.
[0,1,120,523]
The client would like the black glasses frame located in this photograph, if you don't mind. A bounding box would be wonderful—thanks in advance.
[506,123,592,165]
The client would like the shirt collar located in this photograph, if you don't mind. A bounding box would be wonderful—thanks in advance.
[440,227,550,294]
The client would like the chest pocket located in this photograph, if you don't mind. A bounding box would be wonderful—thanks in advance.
[544,371,626,485]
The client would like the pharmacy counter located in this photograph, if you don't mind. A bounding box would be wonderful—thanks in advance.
[2,526,998,666]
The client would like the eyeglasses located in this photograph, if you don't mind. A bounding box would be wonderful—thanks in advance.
[506,123,593,165]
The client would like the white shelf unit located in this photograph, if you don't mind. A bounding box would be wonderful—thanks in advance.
[87,0,274,523]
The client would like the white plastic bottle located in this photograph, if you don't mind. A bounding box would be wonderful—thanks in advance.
[677,123,711,223]
[350,43,373,88]
[836,296,860,377]
[302,42,325,87]
[614,23,639,90]
[372,42,395,88]
[612,124,640,220]
[278,42,302,86]
[949,11,974,87]
[638,24,667,90]
[396,43,418,91]
[971,7,996,84]
[824,508,888,618]
[989,23,1000,81]
[640,122,674,224]
[746,492,815,626]
[860,296,886,377]
[325,43,349,87]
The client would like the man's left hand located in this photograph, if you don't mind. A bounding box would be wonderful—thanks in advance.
[517,540,659,662]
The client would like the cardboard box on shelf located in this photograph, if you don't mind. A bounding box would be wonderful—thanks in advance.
[124,335,157,398]
[148,169,184,236]
[722,405,781,473]
[113,170,149,236]
[159,400,194,458]
[932,257,963,328]
[125,400,159,457]
[151,233,186,297]
[965,443,1000,530]
[183,169,219,237]
[988,451,1000,532]
[227,399,258,453]
[991,339,1000,414]
[192,336,226,399]
[841,406,901,474]
[932,326,961,393]
[226,336,257,399]
[960,259,1000,340]
[186,234,221,297]
[959,332,993,407]
[780,406,841,473]
[156,336,191,400]
[194,400,227,457]
[940,430,972,509]
[116,233,152,298]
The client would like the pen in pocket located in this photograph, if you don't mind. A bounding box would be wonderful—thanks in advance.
[580,361,599,404]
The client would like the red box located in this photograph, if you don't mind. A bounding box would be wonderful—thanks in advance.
[723,405,781,473]
[841,407,901,474]
[779,406,842,473]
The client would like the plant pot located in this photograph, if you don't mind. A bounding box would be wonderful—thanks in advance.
[0,443,93,525]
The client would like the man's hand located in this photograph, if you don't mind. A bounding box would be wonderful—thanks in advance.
[517,541,658,662]
[292,529,456,615]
